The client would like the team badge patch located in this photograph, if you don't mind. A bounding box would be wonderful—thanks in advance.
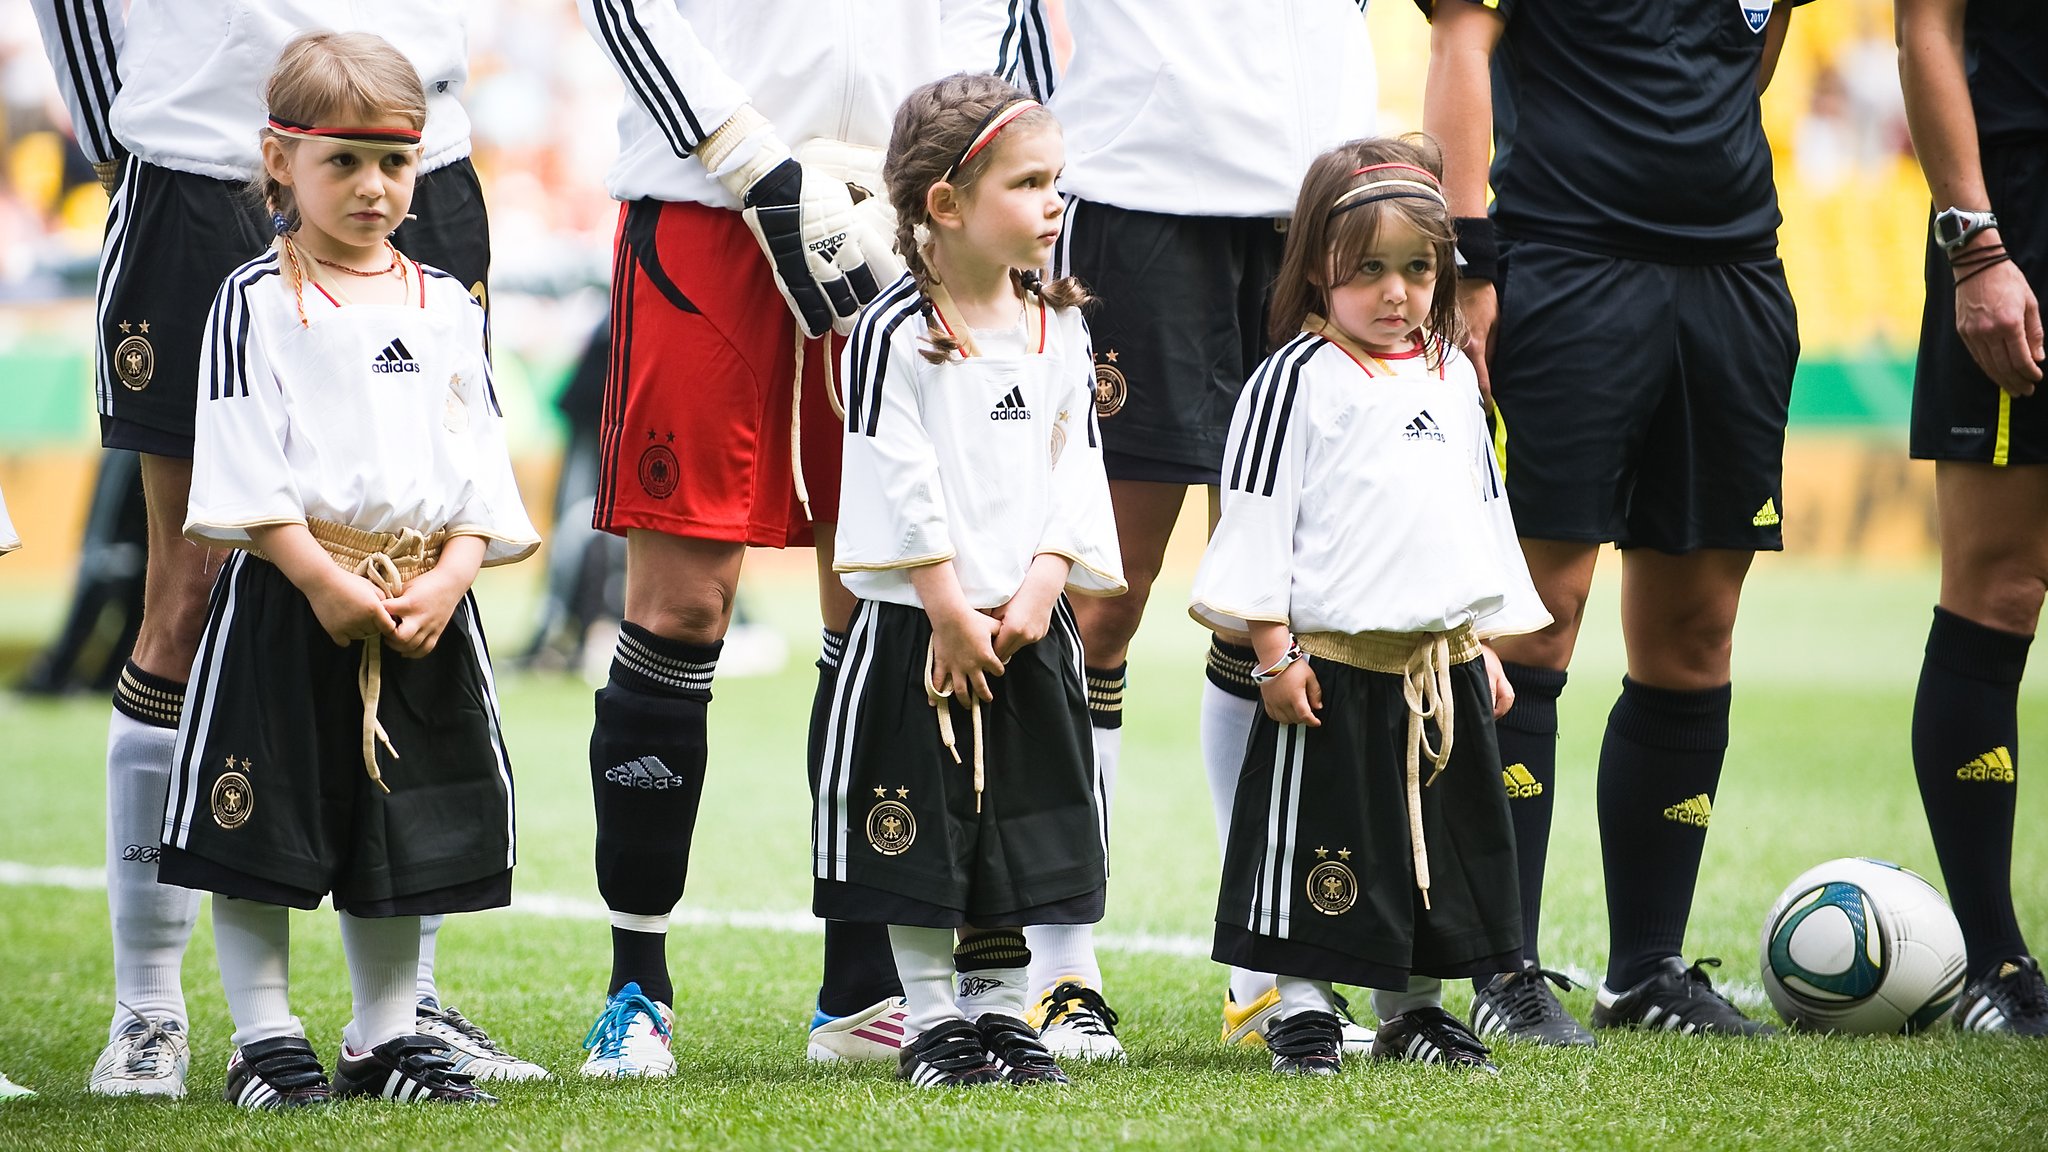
[867,797,916,856]
[1738,0,1772,33]
[113,320,154,391]
[212,755,253,830]
[638,433,679,499]
[1306,849,1358,916]
[1093,350,1127,418]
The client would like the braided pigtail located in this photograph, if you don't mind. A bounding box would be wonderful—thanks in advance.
[1016,267,1093,314]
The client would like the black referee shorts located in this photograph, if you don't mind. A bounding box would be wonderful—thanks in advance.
[1059,197,1286,485]
[1491,239,1798,553]
[97,157,491,457]
[812,597,1107,928]
[159,552,516,916]
[1213,656,1522,992]
[1911,141,2048,466]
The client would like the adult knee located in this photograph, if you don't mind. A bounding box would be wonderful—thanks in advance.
[1948,558,2048,637]
[630,581,734,646]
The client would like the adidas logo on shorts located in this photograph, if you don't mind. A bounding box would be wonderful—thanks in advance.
[605,756,686,790]
[1958,746,2016,783]
[1663,793,1713,828]
[1403,410,1444,442]
[371,338,421,374]
[990,386,1033,421]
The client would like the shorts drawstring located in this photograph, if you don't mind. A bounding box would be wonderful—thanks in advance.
[922,639,986,812]
[790,331,847,524]
[1399,634,1456,910]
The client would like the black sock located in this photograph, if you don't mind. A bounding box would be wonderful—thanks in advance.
[1205,638,1260,702]
[1912,606,2031,979]
[592,622,719,1001]
[1481,662,1566,988]
[1597,677,1731,990]
[1087,661,1127,730]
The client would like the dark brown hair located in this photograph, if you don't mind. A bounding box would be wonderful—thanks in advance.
[1267,134,1464,367]
[251,31,428,230]
[885,72,1091,362]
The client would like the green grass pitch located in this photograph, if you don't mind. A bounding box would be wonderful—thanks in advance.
[1,560,2045,1150]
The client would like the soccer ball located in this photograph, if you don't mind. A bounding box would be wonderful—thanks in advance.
[1759,857,1967,1034]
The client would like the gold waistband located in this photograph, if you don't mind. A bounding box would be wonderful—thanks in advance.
[305,518,445,590]
[1295,624,1478,674]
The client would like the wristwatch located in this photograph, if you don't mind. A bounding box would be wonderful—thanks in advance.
[1934,206,1999,259]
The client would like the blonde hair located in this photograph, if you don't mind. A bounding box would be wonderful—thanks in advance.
[1268,134,1464,369]
[884,72,1090,363]
[251,31,428,230]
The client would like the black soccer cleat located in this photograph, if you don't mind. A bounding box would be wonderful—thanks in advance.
[1591,956,1774,1037]
[1265,1010,1343,1076]
[332,1035,498,1103]
[223,1036,332,1110]
[1471,963,1597,1048]
[974,1014,1070,1085]
[1955,956,2048,1037]
[1371,1006,1498,1071]
[897,1018,1004,1088]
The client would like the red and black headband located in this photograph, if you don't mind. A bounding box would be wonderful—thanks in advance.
[1327,162,1447,220]
[942,99,1041,182]
[266,114,422,150]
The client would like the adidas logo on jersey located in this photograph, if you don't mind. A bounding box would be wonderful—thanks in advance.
[1958,746,2016,783]
[605,756,686,790]
[990,386,1033,421]
[1663,793,1713,828]
[1403,410,1444,442]
[1502,763,1544,799]
[1752,498,1780,527]
[371,338,421,374]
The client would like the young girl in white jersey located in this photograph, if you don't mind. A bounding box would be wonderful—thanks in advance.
[1191,137,1550,1075]
[160,32,537,1109]
[819,73,1125,1089]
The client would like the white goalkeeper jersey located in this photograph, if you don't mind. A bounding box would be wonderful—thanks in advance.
[185,249,538,566]
[835,277,1125,610]
[30,0,473,180]
[1191,321,1549,640]
[0,483,19,555]
[1020,0,1377,218]
[578,0,1025,207]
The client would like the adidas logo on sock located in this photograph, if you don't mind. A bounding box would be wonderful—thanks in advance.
[371,338,421,374]
[1957,746,2016,783]
[957,976,1003,998]
[1502,763,1544,799]
[605,755,686,790]
[989,385,1032,421]
[1663,793,1712,828]
[1752,498,1780,527]
[1402,410,1444,442]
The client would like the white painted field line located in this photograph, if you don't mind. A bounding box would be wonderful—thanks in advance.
[0,860,1765,1007]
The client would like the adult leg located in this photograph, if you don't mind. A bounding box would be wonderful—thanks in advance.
[95,455,208,1095]
[1916,463,2048,989]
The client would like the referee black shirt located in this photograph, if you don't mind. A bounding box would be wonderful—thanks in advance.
[1966,0,2048,145]
[1420,0,1810,264]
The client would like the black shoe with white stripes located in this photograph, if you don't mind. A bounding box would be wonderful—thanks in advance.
[1590,957,1774,1037]
[1955,956,2048,1036]
[333,1035,497,1103]
[1265,1010,1343,1076]
[1471,963,1597,1047]
[897,1018,1003,1088]
[223,1036,331,1110]
[974,1014,1069,1085]
[1371,1007,1498,1071]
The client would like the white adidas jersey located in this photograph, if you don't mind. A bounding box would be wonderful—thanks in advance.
[834,276,1125,610]
[185,248,538,566]
[31,0,473,180]
[1191,326,1549,639]
[0,482,19,555]
[579,0,1022,207]
[1032,0,1377,218]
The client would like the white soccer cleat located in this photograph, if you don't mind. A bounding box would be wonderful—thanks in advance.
[806,997,910,1062]
[578,982,675,1079]
[416,1003,551,1081]
[0,1071,35,1100]
[1224,987,1376,1054]
[88,1011,189,1098]
[1029,977,1126,1061]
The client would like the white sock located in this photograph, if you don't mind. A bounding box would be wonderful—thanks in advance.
[1093,717,1123,809]
[1201,681,1274,1006]
[954,929,1031,1022]
[1371,976,1444,1022]
[211,898,301,1048]
[339,913,422,1053]
[1277,975,1337,1019]
[887,925,960,1034]
[1024,923,1101,1001]
[107,708,199,1040]
[415,915,443,1009]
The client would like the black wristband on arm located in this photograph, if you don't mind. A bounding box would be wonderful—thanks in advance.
[1453,216,1499,287]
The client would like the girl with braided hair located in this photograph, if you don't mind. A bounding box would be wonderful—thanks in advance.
[817,72,1124,1089]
